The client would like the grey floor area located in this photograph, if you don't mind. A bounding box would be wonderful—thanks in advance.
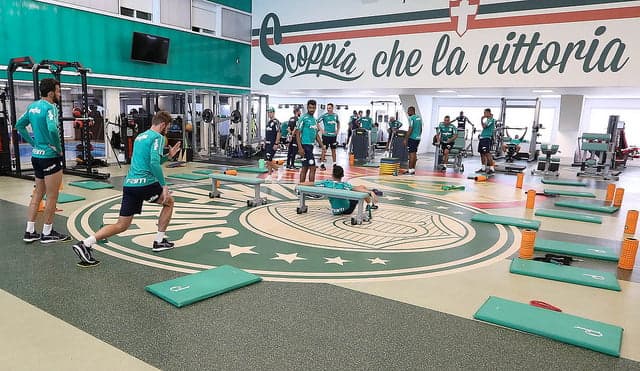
[1,199,639,370]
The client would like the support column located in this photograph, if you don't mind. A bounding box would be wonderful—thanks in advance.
[104,88,121,164]
[557,95,584,163]
[399,94,433,154]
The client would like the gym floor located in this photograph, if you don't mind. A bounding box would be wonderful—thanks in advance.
[1,149,639,370]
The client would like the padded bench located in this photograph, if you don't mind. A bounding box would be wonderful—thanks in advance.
[295,185,370,225]
[208,173,266,207]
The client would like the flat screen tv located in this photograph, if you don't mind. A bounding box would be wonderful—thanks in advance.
[131,32,170,64]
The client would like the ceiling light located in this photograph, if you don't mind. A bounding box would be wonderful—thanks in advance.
[437,90,456,93]
[540,94,561,98]
[532,89,553,93]
[457,94,474,98]
[289,91,303,94]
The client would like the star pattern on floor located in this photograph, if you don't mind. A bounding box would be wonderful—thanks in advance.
[368,257,389,265]
[324,256,351,266]
[217,244,258,257]
[413,200,429,205]
[453,211,464,215]
[384,196,403,201]
[436,206,449,210]
[271,252,307,264]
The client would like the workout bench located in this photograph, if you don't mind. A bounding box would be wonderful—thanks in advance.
[295,185,370,225]
[208,173,266,207]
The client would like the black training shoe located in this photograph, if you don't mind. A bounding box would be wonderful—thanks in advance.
[77,260,101,268]
[486,169,495,174]
[153,238,175,252]
[475,168,486,173]
[23,231,41,243]
[40,230,71,244]
[320,164,327,170]
[371,188,383,196]
[72,241,97,264]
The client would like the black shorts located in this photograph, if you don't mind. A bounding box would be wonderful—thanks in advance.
[301,144,316,167]
[120,182,164,217]
[322,135,337,149]
[441,142,454,152]
[340,200,359,215]
[32,157,62,179]
[265,145,276,161]
[478,138,493,154]
[407,138,420,153]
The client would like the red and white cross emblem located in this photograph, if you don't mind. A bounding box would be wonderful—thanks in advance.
[450,0,479,37]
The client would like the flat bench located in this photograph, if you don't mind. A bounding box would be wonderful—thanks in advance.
[208,173,266,207]
[295,185,370,225]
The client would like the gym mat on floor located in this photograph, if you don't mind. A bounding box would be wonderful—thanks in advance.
[237,167,268,173]
[192,169,215,175]
[543,189,596,198]
[509,258,620,291]
[167,173,210,181]
[535,209,602,223]
[44,193,86,203]
[69,180,114,190]
[145,265,262,308]
[554,200,619,214]
[474,296,623,357]
[534,239,619,262]
[541,179,587,187]
[471,214,541,230]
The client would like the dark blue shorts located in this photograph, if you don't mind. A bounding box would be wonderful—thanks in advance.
[301,144,316,167]
[120,182,163,217]
[478,138,493,154]
[407,138,420,153]
[322,135,337,149]
[32,157,62,179]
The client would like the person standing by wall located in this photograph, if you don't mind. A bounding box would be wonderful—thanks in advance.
[286,107,301,169]
[16,78,71,244]
[404,106,423,175]
[264,107,282,182]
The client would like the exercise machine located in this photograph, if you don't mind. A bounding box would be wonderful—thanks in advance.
[433,134,465,173]
[370,100,399,146]
[388,129,408,168]
[574,116,623,181]
[531,144,560,176]
[497,97,542,161]
[351,127,370,162]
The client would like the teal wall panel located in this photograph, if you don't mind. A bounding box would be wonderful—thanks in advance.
[0,0,251,92]
[211,0,252,13]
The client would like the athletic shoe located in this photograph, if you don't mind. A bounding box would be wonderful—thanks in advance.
[77,260,101,268]
[40,230,71,244]
[486,169,495,174]
[369,204,379,210]
[320,164,326,171]
[475,168,486,173]
[153,238,175,252]
[371,188,384,196]
[440,165,447,171]
[72,241,97,264]
[23,231,41,243]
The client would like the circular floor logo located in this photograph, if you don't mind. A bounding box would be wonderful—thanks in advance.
[68,179,519,282]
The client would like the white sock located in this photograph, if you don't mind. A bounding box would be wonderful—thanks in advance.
[490,166,495,171]
[482,165,486,170]
[26,221,36,233]
[83,236,97,247]
[43,224,52,236]
[155,231,165,243]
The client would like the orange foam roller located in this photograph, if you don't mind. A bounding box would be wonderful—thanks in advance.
[618,237,639,270]
[349,153,355,165]
[525,189,536,209]
[625,210,638,235]
[515,172,524,189]
[613,188,625,207]
[519,229,537,259]
[224,169,238,176]
[474,175,487,182]
[605,183,616,203]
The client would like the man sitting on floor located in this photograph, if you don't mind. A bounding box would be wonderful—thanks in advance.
[303,165,379,215]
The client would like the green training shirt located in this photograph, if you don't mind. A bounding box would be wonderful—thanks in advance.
[15,99,62,159]
[408,114,423,140]
[480,117,496,139]
[296,113,319,145]
[315,179,354,215]
[359,116,373,130]
[319,113,339,136]
[438,123,457,142]
[124,129,169,187]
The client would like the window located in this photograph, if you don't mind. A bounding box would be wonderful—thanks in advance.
[61,0,118,13]
[120,6,134,17]
[192,0,217,36]
[120,0,153,21]
[161,0,190,29]
[221,8,250,42]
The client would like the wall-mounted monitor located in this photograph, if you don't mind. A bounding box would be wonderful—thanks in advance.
[131,32,170,64]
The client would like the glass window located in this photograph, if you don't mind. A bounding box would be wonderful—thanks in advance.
[120,6,134,17]
[221,8,250,42]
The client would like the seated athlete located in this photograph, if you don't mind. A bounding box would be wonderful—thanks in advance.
[502,135,522,155]
[303,165,379,215]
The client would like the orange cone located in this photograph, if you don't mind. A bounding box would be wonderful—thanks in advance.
[618,238,638,270]
[519,229,536,259]
[525,189,536,209]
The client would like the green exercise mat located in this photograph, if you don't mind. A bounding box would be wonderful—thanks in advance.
[535,209,602,224]
[541,179,587,187]
[237,167,268,173]
[145,265,262,308]
[543,189,596,198]
[474,296,623,357]
[534,238,619,262]
[69,180,114,190]
[509,258,620,291]
[167,173,209,181]
[44,193,86,203]
[192,169,215,175]
[471,213,541,230]
[554,200,619,214]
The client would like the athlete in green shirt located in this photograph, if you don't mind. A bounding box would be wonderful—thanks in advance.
[318,102,340,170]
[72,111,182,267]
[295,99,323,184]
[16,78,71,244]
[478,108,496,173]
[405,106,423,174]
[436,115,458,171]
[303,165,378,215]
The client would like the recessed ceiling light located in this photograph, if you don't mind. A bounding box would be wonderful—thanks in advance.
[437,90,456,93]
[457,94,474,98]
[289,91,303,94]
[532,89,553,93]
[362,90,376,94]
[540,94,561,98]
